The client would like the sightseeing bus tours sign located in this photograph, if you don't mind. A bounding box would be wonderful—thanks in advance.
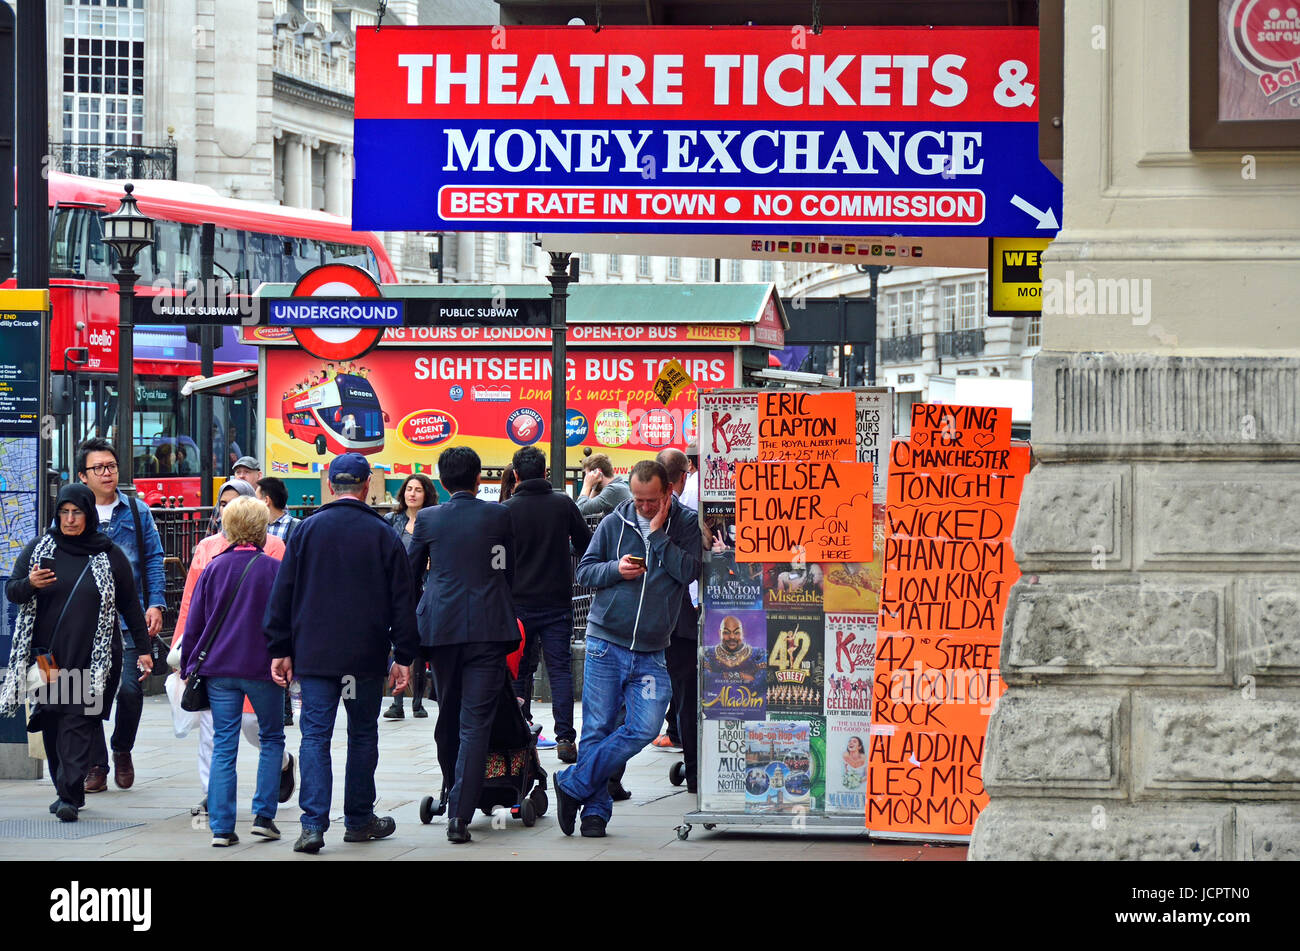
[353,25,1061,238]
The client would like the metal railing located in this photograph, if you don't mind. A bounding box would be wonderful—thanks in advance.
[881,333,924,363]
[151,505,607,642]
[48,141,177,180]
[273,41,354,96]
[936,328,987,358]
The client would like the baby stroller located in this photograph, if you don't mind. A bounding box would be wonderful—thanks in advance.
[419,672,549,827]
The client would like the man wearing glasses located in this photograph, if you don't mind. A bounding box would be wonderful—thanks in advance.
[76,438,166,794]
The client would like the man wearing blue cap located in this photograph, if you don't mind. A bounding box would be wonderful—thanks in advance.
[265,452,420,854]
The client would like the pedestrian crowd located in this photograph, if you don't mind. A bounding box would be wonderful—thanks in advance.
[1,435,703,850]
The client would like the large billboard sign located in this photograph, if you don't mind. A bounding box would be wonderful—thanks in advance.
[265,346,734,474]
[354,26,1061,238]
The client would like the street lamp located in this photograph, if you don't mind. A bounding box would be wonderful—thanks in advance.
[101,182,154,494]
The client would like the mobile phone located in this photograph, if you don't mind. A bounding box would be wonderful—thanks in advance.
[627,555,645,566]
[39,557,56,572]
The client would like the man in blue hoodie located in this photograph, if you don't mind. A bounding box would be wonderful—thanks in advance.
[554,459,701,838]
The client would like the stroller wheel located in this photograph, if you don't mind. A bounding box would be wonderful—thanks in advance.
[530,787,548,817]
[669,761,686,786]
[419,796,434,825]
[520,798,537,827]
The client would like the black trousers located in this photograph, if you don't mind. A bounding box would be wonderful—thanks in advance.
[429,641,513,822]
[666,627,699,790]
[41,711,99,809]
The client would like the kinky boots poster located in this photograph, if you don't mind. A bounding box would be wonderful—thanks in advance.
[869,403,1030,836]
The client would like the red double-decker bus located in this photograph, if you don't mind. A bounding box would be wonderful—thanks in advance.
[12,171,397,504]
[282,372,388,457]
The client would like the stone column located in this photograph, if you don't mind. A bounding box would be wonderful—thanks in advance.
[282,133,304,208]
[323,144,348,217]
[970,0,1300,861]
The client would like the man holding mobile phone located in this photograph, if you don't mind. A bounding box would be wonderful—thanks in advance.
[554,459,700,839]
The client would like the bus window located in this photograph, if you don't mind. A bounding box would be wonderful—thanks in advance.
[214,226,249,284]
[246,230,283,285]
[85,211,114,282]
[51,207,79,276]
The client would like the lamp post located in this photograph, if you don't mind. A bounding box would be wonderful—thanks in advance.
[101,183,154,495]
[546,251,573,492]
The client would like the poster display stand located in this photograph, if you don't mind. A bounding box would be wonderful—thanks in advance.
[678,392,1028,843]
[678,386,891,840]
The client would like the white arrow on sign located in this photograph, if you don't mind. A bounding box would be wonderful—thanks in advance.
[1010,194,1059,230]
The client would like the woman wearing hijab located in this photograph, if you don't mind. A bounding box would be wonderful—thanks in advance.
[171,478,289,816]
[0,485,152,821]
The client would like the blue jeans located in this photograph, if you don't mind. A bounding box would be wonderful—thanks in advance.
[207,677,286,836]
[514,605,576,743]
[556,635,671,823]
[297,674,382,834]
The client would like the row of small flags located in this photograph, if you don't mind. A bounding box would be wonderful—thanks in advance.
[271,460,432,476]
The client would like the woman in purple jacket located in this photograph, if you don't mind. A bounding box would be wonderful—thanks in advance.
[180,496,283,847]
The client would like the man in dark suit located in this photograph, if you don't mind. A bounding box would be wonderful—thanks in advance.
[408,446,519,844]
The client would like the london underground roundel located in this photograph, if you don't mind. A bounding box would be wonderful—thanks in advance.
[289,263,387,361]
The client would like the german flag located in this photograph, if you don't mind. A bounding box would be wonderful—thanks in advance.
[291,461,309,472]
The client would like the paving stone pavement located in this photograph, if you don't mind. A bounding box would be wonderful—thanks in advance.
[0,694,967,861]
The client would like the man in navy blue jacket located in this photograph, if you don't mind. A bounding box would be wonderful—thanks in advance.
[408,446,520,844]
[265,453,418,854]
[555,459,701,838]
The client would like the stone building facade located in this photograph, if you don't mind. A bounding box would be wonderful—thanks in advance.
[782,261,1040,428]
[969,0,1300,861]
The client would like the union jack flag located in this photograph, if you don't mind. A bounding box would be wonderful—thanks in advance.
[271,461,290,474]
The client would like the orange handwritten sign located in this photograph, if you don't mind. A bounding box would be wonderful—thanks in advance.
[868,414,1028,836]
[908,402,1013,452]
[734,460,873,562]
[757,390,857,461]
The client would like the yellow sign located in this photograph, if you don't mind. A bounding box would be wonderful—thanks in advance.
[987,237,1051,316]
[652,358,693,406]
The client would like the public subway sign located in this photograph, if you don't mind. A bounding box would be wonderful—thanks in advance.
[353,26,1062,238]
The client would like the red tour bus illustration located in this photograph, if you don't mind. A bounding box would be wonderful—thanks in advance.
[282,373,388,455]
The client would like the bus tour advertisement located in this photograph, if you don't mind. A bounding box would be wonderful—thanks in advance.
[263,346,734,477]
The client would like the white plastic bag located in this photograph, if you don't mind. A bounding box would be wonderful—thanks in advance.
[165,671,200,739]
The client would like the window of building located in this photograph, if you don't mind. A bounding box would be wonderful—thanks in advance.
[580,253,593,273]
[884,292,900,338]
[698,258,715,281]
[637,255,651,277]
[668,256,681,280]
[608,253,621,274]
[899,288,917,336]
[496,234,511,264]
[62,0,147,148]
[958,279,985,329]
[760,260,775,283]
[728,259,744,282]
[1028,312,1041,348]
[941,285,957,332]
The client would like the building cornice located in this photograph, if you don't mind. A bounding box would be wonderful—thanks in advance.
[272,71,354,115]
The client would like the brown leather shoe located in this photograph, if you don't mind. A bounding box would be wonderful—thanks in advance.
[84,766,108,794]
[112,752,135,789]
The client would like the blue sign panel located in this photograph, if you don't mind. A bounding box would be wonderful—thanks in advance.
[269,300,405,326]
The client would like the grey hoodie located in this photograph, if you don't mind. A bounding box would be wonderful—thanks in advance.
[576,494,701,653]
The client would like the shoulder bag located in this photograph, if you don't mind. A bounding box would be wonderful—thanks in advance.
[180,553,263,712]
[126,497,169,676]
